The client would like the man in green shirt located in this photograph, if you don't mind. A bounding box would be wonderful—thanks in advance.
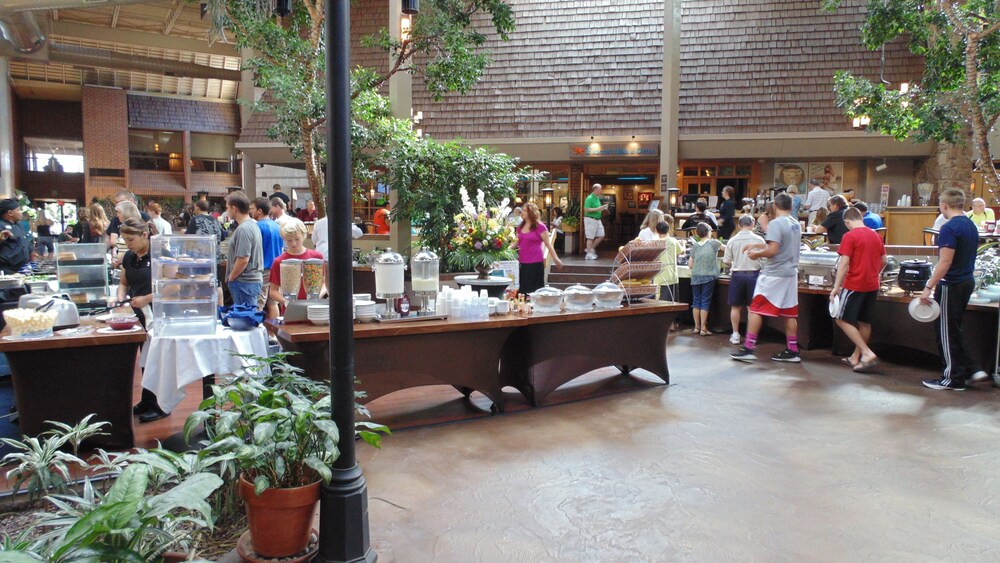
[584,183,608,259]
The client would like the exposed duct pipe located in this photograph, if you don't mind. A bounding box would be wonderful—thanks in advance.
[0,0,160,55]
[48,43,242,81]
[0,11,46,54]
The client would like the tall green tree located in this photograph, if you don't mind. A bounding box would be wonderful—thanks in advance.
[824,0,1000,202]
[204,0,515,216]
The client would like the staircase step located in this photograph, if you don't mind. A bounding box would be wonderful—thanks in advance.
[557,264,614,275]
[548,272,611,285]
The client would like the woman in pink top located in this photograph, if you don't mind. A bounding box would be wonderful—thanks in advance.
[514,203,562,294]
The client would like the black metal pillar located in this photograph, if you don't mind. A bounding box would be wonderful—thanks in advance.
[318,0,376,561]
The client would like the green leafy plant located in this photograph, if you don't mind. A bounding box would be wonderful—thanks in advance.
[203,0,515,216]
[823,0,1000,202]
[0,415,108,502]
[184,353,389,496]
[3,464,222,562]
[562,199,581,229]
[445,186,517,271]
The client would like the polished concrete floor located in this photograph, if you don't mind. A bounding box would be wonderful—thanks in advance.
[358,331,1000,562]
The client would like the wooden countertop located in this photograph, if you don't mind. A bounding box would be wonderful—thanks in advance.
[0,319,147,352]
[270,301,688,343]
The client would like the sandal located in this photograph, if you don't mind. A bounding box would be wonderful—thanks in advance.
[700,330,711,336]
[853,358,880,373]
[840,357,859,368]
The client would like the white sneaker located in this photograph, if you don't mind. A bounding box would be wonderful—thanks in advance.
[585,252,597,260]
[729,332,741,345]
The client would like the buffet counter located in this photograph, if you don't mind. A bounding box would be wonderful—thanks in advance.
[269,301,687,412]
[0,320,146,448]
[704,278,998,369]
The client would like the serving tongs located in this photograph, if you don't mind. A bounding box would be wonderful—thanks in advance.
[87,297,132,316]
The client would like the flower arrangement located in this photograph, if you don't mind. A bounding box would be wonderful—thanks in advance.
[446,187,517,273]
[976,242,1000,288]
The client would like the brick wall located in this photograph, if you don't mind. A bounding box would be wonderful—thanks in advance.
[412,0,664,140]
[82,85,129,198]
[128,95,240,134]
[679,0,924,134]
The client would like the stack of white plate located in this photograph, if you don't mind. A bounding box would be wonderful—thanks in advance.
[354,300,377,323]
[307,305,329,326]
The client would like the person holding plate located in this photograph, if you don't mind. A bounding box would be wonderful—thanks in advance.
[920,189,989,391]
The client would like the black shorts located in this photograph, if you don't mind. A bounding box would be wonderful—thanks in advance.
[835,289,877,325]
[728,270,759,307]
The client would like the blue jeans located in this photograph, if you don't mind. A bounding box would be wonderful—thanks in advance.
[691,280,716,311]
[228,280,262,308]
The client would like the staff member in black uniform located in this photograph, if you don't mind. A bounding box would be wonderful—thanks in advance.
[0,199,32,275]
[112,218,167,422]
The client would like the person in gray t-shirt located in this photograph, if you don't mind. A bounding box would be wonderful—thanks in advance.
[731,193,803,364]
[224,191,263,308]
[761,214,801,278]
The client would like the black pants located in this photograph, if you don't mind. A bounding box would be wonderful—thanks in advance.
[519,261,545,295]
[935,279,979,385]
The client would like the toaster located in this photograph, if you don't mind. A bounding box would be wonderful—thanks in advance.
[17,294,81,330]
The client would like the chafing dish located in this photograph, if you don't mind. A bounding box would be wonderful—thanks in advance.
[798,250,840,287]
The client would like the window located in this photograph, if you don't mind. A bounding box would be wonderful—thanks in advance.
[129,130,183,171]
[23,138,84,173]
[191,133,238,174]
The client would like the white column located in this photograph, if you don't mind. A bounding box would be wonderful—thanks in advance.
[0,58,15,198]
[238,47,256,129]
[658,0,681,193]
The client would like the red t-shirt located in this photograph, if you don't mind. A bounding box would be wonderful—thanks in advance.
[270,249,325,300]
[837,226,885,292]
[373,208,390,234]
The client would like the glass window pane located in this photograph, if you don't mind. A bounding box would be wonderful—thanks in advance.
[735,165,752,176]
[718,165,735,176]
[683,167,699,177]
[701,167,716,177]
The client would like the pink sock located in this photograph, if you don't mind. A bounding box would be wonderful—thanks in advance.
[744,333,758,350]
[787,336,799,353]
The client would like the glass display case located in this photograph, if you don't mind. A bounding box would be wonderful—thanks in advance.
[54,242,109,310]
[151,235,218,337]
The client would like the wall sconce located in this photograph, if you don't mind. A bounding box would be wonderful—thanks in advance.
[400,15,411,40]
[415,128,423,138]
[402,0,419,15]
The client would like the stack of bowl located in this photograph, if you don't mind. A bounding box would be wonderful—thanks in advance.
[354,300,377,323]
[307,305,329,326]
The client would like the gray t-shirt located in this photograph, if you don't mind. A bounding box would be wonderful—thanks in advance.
[761,215,800,278]
[228,218,263,283]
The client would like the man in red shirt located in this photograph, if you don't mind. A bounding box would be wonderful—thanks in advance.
[830,206,887,372]
[373,200,390,234]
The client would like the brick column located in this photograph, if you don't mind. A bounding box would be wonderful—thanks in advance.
[81,86,129,200]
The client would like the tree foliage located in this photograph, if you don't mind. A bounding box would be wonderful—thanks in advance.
[824,0,1000,201]
[386,138,528,265]
[203,0,515,216]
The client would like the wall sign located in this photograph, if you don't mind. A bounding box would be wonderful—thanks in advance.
[570,143,659,158]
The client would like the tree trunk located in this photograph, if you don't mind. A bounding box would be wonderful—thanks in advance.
[301,126,326,218]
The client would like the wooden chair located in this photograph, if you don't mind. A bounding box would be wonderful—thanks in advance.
[873,227,887,242]
[922,228,938,246]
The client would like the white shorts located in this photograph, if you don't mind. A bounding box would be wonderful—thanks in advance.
[584,217,605,239]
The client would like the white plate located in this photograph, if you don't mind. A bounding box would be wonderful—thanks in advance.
[908,298,941,323]
[828,294,841,318]
[97,325,143,334]
[94,313,114,323]
[309,318,330,326]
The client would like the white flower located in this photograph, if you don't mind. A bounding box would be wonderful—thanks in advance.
[459,186,477,218]
[476,189,486,215]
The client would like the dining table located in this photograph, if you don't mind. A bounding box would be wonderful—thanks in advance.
[268,300,687,413]
[0,320,145,448]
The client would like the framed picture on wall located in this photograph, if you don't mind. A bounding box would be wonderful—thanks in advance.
[625,189,633,200]
[638,192,653,206]
[628,200,636,208]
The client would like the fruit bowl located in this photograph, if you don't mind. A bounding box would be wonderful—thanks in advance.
[107,316,139,331]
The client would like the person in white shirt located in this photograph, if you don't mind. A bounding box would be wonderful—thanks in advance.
[269,197,294,227]
[311,215,363,261]
[723,214,765,344]
[635,208,665,242]
[802,178,831,225]
[145,201,172,236]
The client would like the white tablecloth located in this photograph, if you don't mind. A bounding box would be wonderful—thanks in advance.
[142,325,270,412]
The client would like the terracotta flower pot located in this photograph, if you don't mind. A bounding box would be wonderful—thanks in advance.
[239,474,321,559]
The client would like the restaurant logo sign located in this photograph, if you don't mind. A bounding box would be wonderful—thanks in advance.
[570,143,659,158]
